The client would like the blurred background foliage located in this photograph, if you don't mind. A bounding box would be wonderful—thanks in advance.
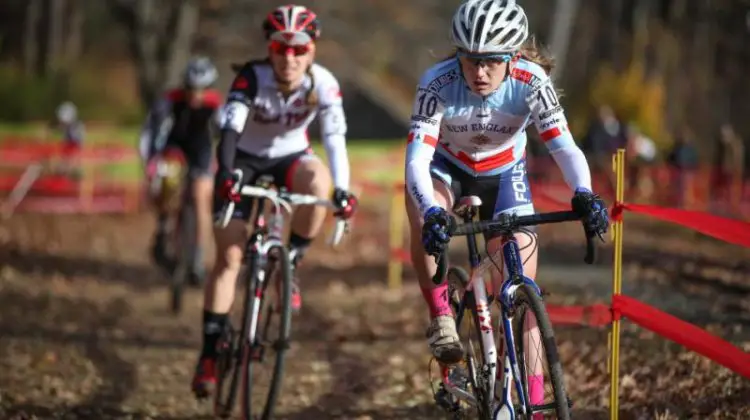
[0,0,747,151]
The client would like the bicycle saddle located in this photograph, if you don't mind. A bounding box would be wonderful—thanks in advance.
[453,195,482,220]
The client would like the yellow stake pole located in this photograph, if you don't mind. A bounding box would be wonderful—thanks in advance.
[609,148,626,420]
[388,183,405,290]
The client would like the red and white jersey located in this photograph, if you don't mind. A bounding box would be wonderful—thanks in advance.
[222,61,350,188]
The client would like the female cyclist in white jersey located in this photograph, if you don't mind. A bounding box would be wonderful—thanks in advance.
[406,0,609,386]
[191,4,357,398]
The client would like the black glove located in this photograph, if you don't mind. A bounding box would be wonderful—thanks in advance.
[571,187,609,238]
[332,187,357,219]
[421,206,454,257]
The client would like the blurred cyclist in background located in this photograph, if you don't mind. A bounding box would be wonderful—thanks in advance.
[55,101,86,154]
[52,102,86,177]
[405,0,609,405]
[191,4,357,398]
[139,56,224,285]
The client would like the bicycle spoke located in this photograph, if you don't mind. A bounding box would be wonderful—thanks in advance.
[512,285,571,420]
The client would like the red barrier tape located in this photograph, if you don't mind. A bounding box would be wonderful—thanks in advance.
[390,248,411,263]
[612,294,750,379]
[0,142,137,164]
[0,175,133,196]
[546,303,612,327]
[16,195,133,213]
[617,203,750,248]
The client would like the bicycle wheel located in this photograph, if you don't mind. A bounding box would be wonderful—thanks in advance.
[170,201,196,314]
[447,266,494,419]
[215,249,261,419]
[240,244,293,420]
[213,321,240,419]
[512,283,571,420]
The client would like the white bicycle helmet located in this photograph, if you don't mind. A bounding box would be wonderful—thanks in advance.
[450,0,529,54]
[183,56,218,89]
[56,101,77,124]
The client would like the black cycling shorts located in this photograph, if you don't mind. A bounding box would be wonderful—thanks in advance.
[212,148,316,221]
[166,137,213,179]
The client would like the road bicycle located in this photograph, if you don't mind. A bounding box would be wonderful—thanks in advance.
[212,169,348,420]
[431,195,598,420]
[146,146,200,314]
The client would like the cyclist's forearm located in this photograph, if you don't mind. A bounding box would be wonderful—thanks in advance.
[405,149,438,217]
[138,129,152,162]
[322,133,350,190]
[219,100,251,173]
[217,129,240,173]
[550,145,592,191]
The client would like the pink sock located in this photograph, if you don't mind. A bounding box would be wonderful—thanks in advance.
[421,283,452,318]
[528,374,544,419]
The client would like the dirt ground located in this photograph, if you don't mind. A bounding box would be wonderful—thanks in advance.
[0,210,748,420]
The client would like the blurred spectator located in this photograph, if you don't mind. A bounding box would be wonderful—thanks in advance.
[53,101,85,153]
[50,101,85,178]
[711,124,745,210]
[667,127,699,208]
[582,105,627,187]
[625,123,657,200]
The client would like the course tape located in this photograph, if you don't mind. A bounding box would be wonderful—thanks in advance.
[612,294,750,379]
[613,203,750,248]
[0,140,137,164]
[0,174,134,195]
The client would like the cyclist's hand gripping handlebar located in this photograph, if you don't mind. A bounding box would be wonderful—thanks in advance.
[214,169,244,229]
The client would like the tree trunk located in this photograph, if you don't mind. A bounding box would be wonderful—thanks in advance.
[164,1,199,88]
[64,0,84,71]
[45,0,66,75]
[548,0,580,81]
[24,0,42,76]
[108,0,198,108]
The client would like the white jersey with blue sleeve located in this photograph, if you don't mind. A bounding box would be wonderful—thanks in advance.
[405,57,591,216]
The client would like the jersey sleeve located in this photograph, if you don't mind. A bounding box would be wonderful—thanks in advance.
[316,71,350,190]
[138,96,172,162]
[405,81,446,217]
[525,71,592,191]
[217,63,258,172]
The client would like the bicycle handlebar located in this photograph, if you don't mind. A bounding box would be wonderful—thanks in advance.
[432,210,599,285]
[214,169,349,246]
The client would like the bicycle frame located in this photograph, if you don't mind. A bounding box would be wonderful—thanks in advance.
[216,169,349,350]
[444,215,543,419]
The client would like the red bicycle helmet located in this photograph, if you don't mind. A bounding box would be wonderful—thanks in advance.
[263,5,321,45]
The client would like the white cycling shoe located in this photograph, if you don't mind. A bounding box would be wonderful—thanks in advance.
[426,315,464,365]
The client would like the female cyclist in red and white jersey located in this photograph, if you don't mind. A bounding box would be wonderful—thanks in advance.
[191,4,357,398]
[406,0,609,385]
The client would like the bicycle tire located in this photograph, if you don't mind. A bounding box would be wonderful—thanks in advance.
[170,202,196,314]
[512,283,570,420]
[241,244,293,420]
[213,322,239,419]
[447,266,494,419]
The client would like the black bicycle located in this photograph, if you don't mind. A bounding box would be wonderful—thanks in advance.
[212,169,348,420]
[430,195,598,420]
[146,146,199,314]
